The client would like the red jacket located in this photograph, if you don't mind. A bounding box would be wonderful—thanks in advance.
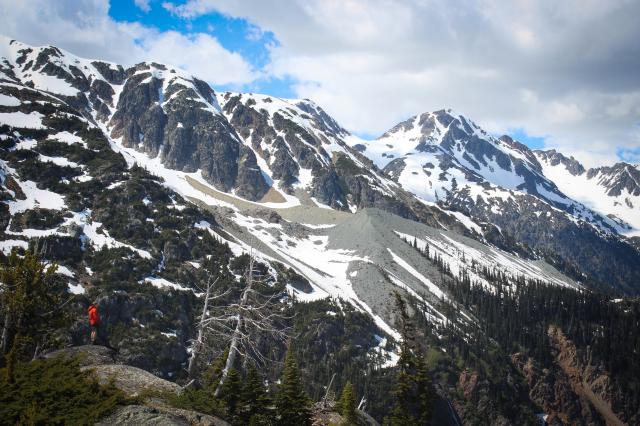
[88,304,100,326]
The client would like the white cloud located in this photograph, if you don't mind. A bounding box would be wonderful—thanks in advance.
[168,0,640,166]
[136,30,254,84]
[0,0,254,85]
[134,0,151,13]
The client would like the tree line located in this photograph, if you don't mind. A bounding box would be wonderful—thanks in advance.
[400,234,640,419]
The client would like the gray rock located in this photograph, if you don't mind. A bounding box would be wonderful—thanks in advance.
[588,162,640,197]
[246,208,283,224]
[82,364,182,397]
[108,71,270,201]
[535,149,586,176]
[147,404,231,426]
[91,61,127,85]
[310,167,347,209]
[96,405,230,426]
[43,345,117,366]
[96,405,190,426]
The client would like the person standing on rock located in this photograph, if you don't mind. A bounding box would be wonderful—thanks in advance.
[88,301,101,345]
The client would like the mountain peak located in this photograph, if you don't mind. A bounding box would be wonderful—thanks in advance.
[535,149,586,176]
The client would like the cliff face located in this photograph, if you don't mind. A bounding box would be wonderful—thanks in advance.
[512,326,632,426]
[452,368,536,426]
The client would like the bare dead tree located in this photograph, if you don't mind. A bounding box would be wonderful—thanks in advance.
[212,250,291,396]
[185,276,226,383]
[321,373,337,408]
[185,247,291,396]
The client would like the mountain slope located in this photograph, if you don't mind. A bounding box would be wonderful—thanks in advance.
[536,149,640,236]
[0,36,270,201]
[0,35,583,340]
[215,91,474,234]
[348,109,640,293]
[2,36,640,298]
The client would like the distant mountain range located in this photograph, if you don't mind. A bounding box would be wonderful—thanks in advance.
[1,35,639,299]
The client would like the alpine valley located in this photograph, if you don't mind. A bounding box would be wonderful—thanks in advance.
[1,37,639,425]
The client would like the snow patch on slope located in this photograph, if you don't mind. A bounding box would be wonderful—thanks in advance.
[537,155,640,236]
[0,111,45,129]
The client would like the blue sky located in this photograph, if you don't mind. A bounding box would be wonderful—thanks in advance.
[110,0,298,98]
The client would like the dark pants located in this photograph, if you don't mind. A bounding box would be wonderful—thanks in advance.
[90,323,112,348]
[90,324,99,343]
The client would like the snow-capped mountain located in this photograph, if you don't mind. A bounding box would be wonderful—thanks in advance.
[2,36,640,425]
[215,91,399,210]
[349,109,630,235]
[536,149,640,236]
[0,35,577,343]
[348,109,640,292]
[1,35,639,299]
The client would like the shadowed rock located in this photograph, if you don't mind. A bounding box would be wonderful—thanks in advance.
[82,364,182,397]
[96,405,230,426]
[43,345,117,367]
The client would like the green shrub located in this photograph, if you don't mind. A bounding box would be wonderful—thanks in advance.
[0,356,131,425]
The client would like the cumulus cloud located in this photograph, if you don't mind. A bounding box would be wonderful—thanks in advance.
[136,30,254,84]
[134,0,151,13]
[168,0,640,167]
[0,0,254,85]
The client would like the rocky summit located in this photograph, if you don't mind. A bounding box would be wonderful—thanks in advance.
[1,36,639,425]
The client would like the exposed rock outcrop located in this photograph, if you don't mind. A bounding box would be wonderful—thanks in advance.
[96,405,230,426]
[44,344,117,366]
[512,326,629,426]
[548,326,626,426]
[43,345,181,397]
[84,364,182,397]
[108,69,269,201]
[43,346,229,426]
[96,405,191,426]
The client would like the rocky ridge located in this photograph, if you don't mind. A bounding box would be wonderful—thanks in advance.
[536,149,640,237]
[2,36,639,294]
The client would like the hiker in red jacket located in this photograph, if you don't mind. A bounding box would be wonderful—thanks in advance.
[88,302,100,345]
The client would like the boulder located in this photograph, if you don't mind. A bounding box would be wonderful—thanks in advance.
[96,405,230,426]
[43,345,117,366]
[96,405,189,426]
[82,364,182,397]
[246,208,283,224]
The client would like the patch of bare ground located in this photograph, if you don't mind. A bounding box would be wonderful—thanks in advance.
[548,325,626,426]
[258,186,287,203]
[185,175,350,225]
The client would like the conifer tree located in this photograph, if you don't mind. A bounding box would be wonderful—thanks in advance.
[0,250,70,382]
[415,355,433,425]
[339,381,357,426]
[390,294,417,426]
[220,368,242,420]
[242,364,274,425]
[391,346,416,425]
[389,293,434,425]
[275,348,312,426]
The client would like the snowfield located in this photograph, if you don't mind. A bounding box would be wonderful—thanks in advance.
[537,155,640,237]
[0,111,45,129]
